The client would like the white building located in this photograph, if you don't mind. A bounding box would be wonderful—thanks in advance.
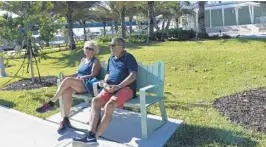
[182,1,266,36]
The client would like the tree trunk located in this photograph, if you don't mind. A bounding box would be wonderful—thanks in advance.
[153,14,159,31]
[66,2,76,50]
[114,20,118,34]
[45,40,49,46]
[198,1,206,35]
[175,18,179,28]
[82,20,87,41]
[165,18,171,29]
[148,1,155,42]
[129,16,133,35]
[155,24,160,31]
[103,21,106,36]
[162,20,165,30]
[121,7,126,39]
[111,22,114,37]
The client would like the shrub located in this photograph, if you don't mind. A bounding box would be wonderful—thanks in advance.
[97,35,112,43]
[222,34,231,39]
[154,28,196,41]
[126,34,147,43]
[209,34,220,40]
[197,32,209,39]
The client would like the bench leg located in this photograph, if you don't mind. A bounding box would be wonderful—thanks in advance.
[84,98,90,107]
[59,96,65,118]
[140,106,148,140]
[159,99,168,123]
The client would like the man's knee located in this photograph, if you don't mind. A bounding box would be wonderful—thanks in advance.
[92,96,104,109]
[104,100,117,115]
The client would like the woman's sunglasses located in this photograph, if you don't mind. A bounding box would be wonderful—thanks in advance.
[84,47,94,51]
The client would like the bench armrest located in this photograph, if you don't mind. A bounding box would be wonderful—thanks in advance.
[139,85,157,107]
[139,85,156,93]
[93,81,100,96]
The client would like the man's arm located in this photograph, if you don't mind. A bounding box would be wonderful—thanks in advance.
[107,72,136,93]
[117,71,136,89]
[104,74,109,82]
[116,54,138,90]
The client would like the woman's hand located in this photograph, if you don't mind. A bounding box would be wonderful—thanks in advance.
[79,76,88,79]
[76,76,89,80]
[99,80,105,87]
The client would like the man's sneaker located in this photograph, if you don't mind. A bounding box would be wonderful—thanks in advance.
[57,117,71,135]
[72,131,98,146]
[35,101,55,113]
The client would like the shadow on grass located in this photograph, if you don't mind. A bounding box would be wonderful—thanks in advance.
[165,102,209,111]
[57,49,84,68]
[163,92,209,111]
[31,92,85,108]
[220,38,266,44]
[3,75,25,79]
[46,41,164,68]
[0,99,16,108]
[126,41,162,50]
[166,124,258,147]
[235,38,266,43]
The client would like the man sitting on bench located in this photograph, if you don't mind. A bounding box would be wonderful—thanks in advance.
[73,37,138,146]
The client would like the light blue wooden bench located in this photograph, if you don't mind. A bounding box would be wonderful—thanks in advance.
[58,61,168,139]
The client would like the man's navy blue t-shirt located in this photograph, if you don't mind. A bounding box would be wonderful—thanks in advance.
[107,51,138,96]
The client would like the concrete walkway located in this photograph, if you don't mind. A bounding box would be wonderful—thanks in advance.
[0,103,183,147]
[0,105,126,147]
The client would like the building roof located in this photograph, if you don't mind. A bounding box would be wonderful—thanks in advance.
[182,1,260,10]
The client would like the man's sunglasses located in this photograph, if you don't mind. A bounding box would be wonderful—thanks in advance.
[109,44,121,48]
[84,47,94,51]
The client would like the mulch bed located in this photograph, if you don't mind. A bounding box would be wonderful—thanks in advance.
[213,87,266,133]
[1,76,58,91]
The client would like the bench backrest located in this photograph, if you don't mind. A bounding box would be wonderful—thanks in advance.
[97,61,165,96]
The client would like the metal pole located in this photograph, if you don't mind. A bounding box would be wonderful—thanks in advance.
[0,47,7,77]
[222,8,225,26]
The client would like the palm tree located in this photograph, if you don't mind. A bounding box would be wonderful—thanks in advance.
[147,1,155,42]
[140,2,191,31]
[92,3,118,37]
[52,1,99,49]
[73,9,99,41]
[127,6,141,35]
[198,1,207,37]
[108,1,141,38]
[171,2,193,29]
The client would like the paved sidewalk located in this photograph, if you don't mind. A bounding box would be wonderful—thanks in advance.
[47,103,183,147]
[0,105,126,147]
[0,103,183,147]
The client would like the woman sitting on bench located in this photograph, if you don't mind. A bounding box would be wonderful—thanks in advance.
[36,41,101,134]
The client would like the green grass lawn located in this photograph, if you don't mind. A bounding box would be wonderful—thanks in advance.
[1,39,266,146]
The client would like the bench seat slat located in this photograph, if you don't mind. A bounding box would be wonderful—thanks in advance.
[72,93,93,100]
[124,95,162,108]
[72,93,162,109]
